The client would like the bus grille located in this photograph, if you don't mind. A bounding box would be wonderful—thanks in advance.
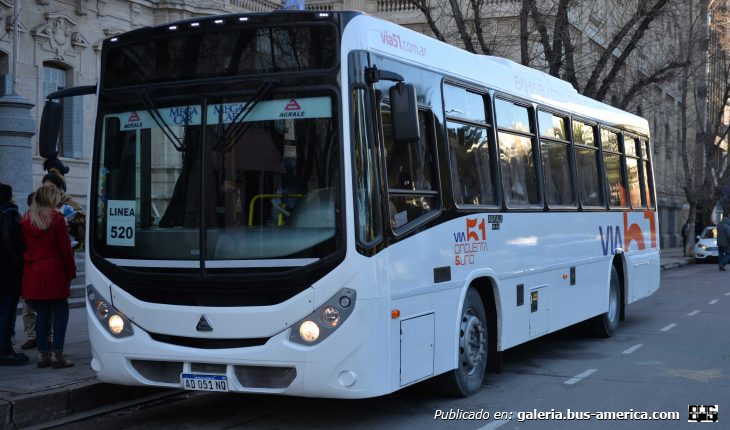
[234,365,297,389]
[131,359,183,384]
[148,332,269,349]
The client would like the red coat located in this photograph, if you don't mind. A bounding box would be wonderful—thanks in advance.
[21,211,76,300]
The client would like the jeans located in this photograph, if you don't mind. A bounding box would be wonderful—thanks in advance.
[720,246,730,267]
[31,299,69,352]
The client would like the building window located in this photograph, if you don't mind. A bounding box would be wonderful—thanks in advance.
[43,64,83,159]
[0,53,9,96]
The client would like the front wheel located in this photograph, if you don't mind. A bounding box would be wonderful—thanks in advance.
[435,288,488,397]
[592,265,621,337]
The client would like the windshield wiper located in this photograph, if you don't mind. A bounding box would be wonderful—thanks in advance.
[139,92,186,151]
[214,80,276,152]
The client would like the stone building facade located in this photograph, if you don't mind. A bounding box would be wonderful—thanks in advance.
[2,0,720,249]
[0,0,278,207]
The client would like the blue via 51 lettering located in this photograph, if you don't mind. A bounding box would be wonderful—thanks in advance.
[688,405,718,422]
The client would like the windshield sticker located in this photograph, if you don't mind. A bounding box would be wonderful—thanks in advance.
[107,200,136,247]
[108,97,331,131]
[207,97,332,123]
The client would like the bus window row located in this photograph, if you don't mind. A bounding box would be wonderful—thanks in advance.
[441,82,655,213]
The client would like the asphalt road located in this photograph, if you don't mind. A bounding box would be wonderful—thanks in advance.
[55,263,730,430]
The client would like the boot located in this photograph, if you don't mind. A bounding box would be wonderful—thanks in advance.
[51,351,74,369]
[37,352,51,368]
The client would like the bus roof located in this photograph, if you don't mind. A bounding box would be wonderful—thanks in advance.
[343,13,650,137]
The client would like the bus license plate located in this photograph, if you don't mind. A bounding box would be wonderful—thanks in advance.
[181,373,229,392]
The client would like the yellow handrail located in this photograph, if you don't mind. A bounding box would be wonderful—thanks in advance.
[248,193,303,226]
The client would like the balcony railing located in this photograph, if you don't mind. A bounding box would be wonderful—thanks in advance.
[377,0,418,13]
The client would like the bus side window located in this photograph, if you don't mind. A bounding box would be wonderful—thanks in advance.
[495,98,541,209]
[601,128,628,209]
[640,139,655,209]
[572,120,604,208]
[624,135,643,209]
[443,84,497,208]
[381,103,439,231]
[537,110,576,208]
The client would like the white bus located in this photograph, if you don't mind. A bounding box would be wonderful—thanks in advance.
[39,11,659,399]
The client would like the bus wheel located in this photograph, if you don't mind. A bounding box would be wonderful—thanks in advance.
[436,288,488,397]
[592,265,621,337]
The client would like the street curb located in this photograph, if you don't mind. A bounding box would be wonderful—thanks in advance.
[4,380,168,429]
[660,259,695,271]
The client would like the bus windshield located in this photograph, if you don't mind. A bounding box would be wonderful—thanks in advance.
[94,90,341,265]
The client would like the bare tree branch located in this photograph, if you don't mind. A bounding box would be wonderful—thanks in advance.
[592,0,671,101]
[618,60,689,108]
[520,0,530,65]
[448,0,476,52]
[408,0,447,43]
[470,0,491,54]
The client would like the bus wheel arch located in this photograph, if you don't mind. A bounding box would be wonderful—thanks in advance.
[612,255,627,322]
[435,277,498,397]
[592,258,624,337]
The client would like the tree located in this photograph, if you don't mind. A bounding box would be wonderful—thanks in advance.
[407,0,687,109]
[677,0,730,255]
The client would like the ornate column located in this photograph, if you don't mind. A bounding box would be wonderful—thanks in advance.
[0,95,35,213]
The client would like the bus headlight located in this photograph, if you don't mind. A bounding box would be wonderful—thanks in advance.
[321,306,340,327]
[299,321,320,342]
[87,284,134,338]
[289,288,356,346]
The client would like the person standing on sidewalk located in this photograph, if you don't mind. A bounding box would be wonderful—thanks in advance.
[717,214,730,271]
[21,186,76,368]
[19,192,37,351]
[0,183,29,366]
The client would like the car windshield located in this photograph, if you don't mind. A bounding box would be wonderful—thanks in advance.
[93,91,341,265]
[701,228,717,239]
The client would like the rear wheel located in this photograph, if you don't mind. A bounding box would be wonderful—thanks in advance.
[436,288,488,397]
[592,265,621,337]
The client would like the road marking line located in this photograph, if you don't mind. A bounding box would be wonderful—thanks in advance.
[478,414,512,430]
[622,344,643,354]
[688,310,700,316]
[709,299,718,304]
[660,323,677,332]
[564,369,597,385]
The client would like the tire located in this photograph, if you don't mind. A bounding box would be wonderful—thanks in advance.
[592,265,621,337]
[436,288,488,397]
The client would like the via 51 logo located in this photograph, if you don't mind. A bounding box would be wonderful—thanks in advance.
[599,210,657,255]
[453,217,488,266]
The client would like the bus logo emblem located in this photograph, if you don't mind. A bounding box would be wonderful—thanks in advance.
[284,99,301,111]
[196,315,213,332]
[128,111,141,122]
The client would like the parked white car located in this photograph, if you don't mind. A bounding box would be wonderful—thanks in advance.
[694,226,718,261]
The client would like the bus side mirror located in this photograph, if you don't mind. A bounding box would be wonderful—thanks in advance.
[389,82,419,143]
[39,100,62,159]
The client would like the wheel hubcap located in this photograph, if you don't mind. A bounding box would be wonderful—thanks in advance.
[460,310,485,374]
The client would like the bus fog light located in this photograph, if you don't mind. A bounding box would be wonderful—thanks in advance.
[108,314,125,335]
[299,321,320,342]
[322,306,340,327]
[95,301,109,319]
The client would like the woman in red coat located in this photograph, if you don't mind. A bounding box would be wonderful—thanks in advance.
[21,185,76,368]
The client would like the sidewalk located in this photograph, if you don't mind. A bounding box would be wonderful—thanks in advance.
[0,247,696,429]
